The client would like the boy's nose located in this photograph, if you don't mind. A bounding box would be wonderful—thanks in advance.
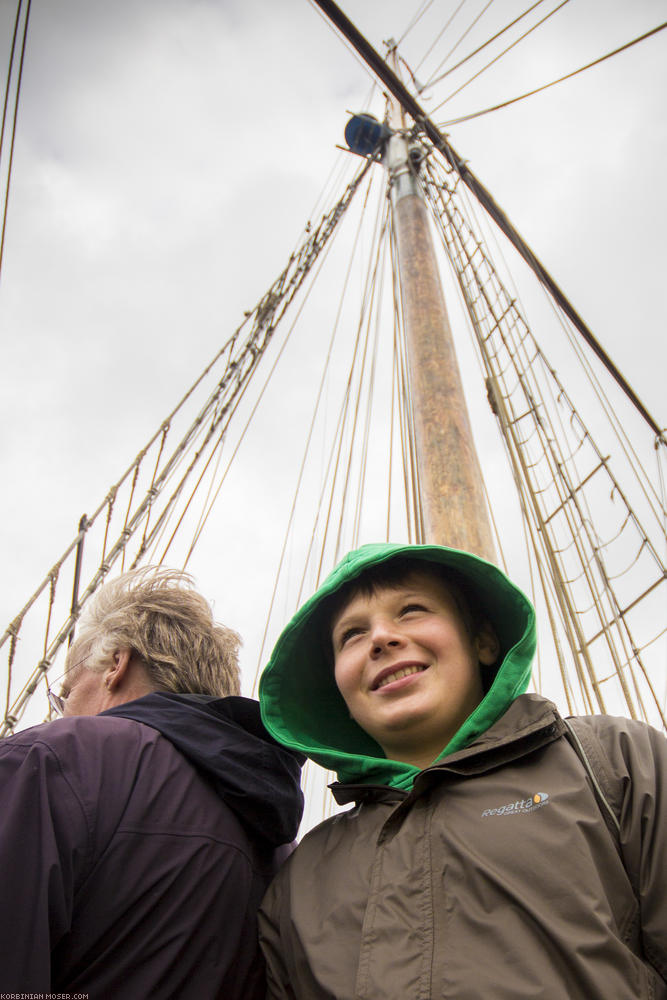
[369,620,403,657]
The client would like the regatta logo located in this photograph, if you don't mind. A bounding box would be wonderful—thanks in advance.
[481,792,550,818]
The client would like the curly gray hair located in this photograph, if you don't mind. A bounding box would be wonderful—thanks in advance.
[65,567,241,697]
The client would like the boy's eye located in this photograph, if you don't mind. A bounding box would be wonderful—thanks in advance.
[339,626,363,647]
[399,603,427,616]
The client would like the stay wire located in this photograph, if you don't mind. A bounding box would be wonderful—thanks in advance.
[252,168,380,685]
[451,159,641,557]
[387,325,396,541]
[414,0,468,75]
[444,162,619,557]
[426,0,546,87]
[446,121,667,528]
[322,189,389,571]
[303,80,377,244]
[174,156,373,572]
[135,416,228,569]
[539,272,667,530]
[438,19,667,127]
[396,0,435,48]
[0,0,23,163]
[306,0,381,90]
[183,170,365,576]
[307,80,378,226]
[385,224,421,544]
[388,212,424,543]
[300,174,388,596]
[138,156,378,569]
[0,0,31,284]
[350,214,389,546]
[657,441,667,569]
[423,0,496,89]
[388,216,409,540]
[311,0,662,437]
[424,163,664,722]
[430,0,570,115]
[336,249,380,555]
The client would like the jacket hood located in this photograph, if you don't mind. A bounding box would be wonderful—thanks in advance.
[103,692,304,846]
[259,542,536,790]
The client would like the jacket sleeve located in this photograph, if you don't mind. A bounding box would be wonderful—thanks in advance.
[590,715,667,981]
[0,733,90,990]
[258,870,299,1000]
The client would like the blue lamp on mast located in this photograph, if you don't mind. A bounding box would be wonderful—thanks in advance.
[344,113,391,157]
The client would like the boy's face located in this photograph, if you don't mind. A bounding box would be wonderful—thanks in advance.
[331,569,498,769]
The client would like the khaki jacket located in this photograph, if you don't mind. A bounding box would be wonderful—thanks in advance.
[259,695,667,999]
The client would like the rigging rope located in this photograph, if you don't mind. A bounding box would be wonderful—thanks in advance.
[438,19,667,127]
[0,2,23,171]
[3,0,664,754]
[250,163,399,689]
[452,170,665,533]
[313,189,389,583]
[429,0,570,114]
[306,0,380,90]
[181,182,357,573]
[396,0,434,49]
[0,0,31,284]
[413,0,468,75]
[311,0,663,439]
[422,151,665,723]
[421,0,495,90]
[335,207,389,557]
[423,0,547,88]
[388,212,424,545]
[1,158,372,735]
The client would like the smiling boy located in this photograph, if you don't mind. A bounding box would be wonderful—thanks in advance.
[330,565,498,770]
[258,542,667,999]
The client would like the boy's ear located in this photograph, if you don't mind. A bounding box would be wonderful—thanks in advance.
[475,622,500,666]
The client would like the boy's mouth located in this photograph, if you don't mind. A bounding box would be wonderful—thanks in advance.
[372,663,427,691]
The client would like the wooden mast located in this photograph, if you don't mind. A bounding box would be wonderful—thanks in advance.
[386,47,495,560]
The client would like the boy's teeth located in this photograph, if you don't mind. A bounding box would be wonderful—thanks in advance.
[377,665,423,689]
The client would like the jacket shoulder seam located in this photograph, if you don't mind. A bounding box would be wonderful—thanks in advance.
[562,718,621,835]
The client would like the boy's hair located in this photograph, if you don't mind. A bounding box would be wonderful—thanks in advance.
[66,567,241,698]
[323,557,486,648]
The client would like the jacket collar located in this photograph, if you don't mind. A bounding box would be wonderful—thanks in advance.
[330,695,565,806]
[103,692,305,844]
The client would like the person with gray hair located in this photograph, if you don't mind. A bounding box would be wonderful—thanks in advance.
[58,567,242,714]
[0,567,304,998]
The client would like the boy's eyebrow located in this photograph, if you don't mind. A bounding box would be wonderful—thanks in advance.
[331,603,371,640]
[331,611,357,638]
[331,587,430,636]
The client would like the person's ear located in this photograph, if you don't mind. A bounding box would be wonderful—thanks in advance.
[105,648,133,690]
[475,622,500,666]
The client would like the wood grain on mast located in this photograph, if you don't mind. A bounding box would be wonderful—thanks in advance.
[386,46,495,561]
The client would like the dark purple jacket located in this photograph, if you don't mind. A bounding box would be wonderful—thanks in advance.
[0,693,304,997]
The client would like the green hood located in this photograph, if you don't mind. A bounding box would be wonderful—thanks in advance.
[259,543,536,790]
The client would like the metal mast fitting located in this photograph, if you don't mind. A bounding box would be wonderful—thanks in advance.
[383,51,495,560]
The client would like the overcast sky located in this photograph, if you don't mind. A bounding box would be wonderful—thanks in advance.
[1,0,665,760]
